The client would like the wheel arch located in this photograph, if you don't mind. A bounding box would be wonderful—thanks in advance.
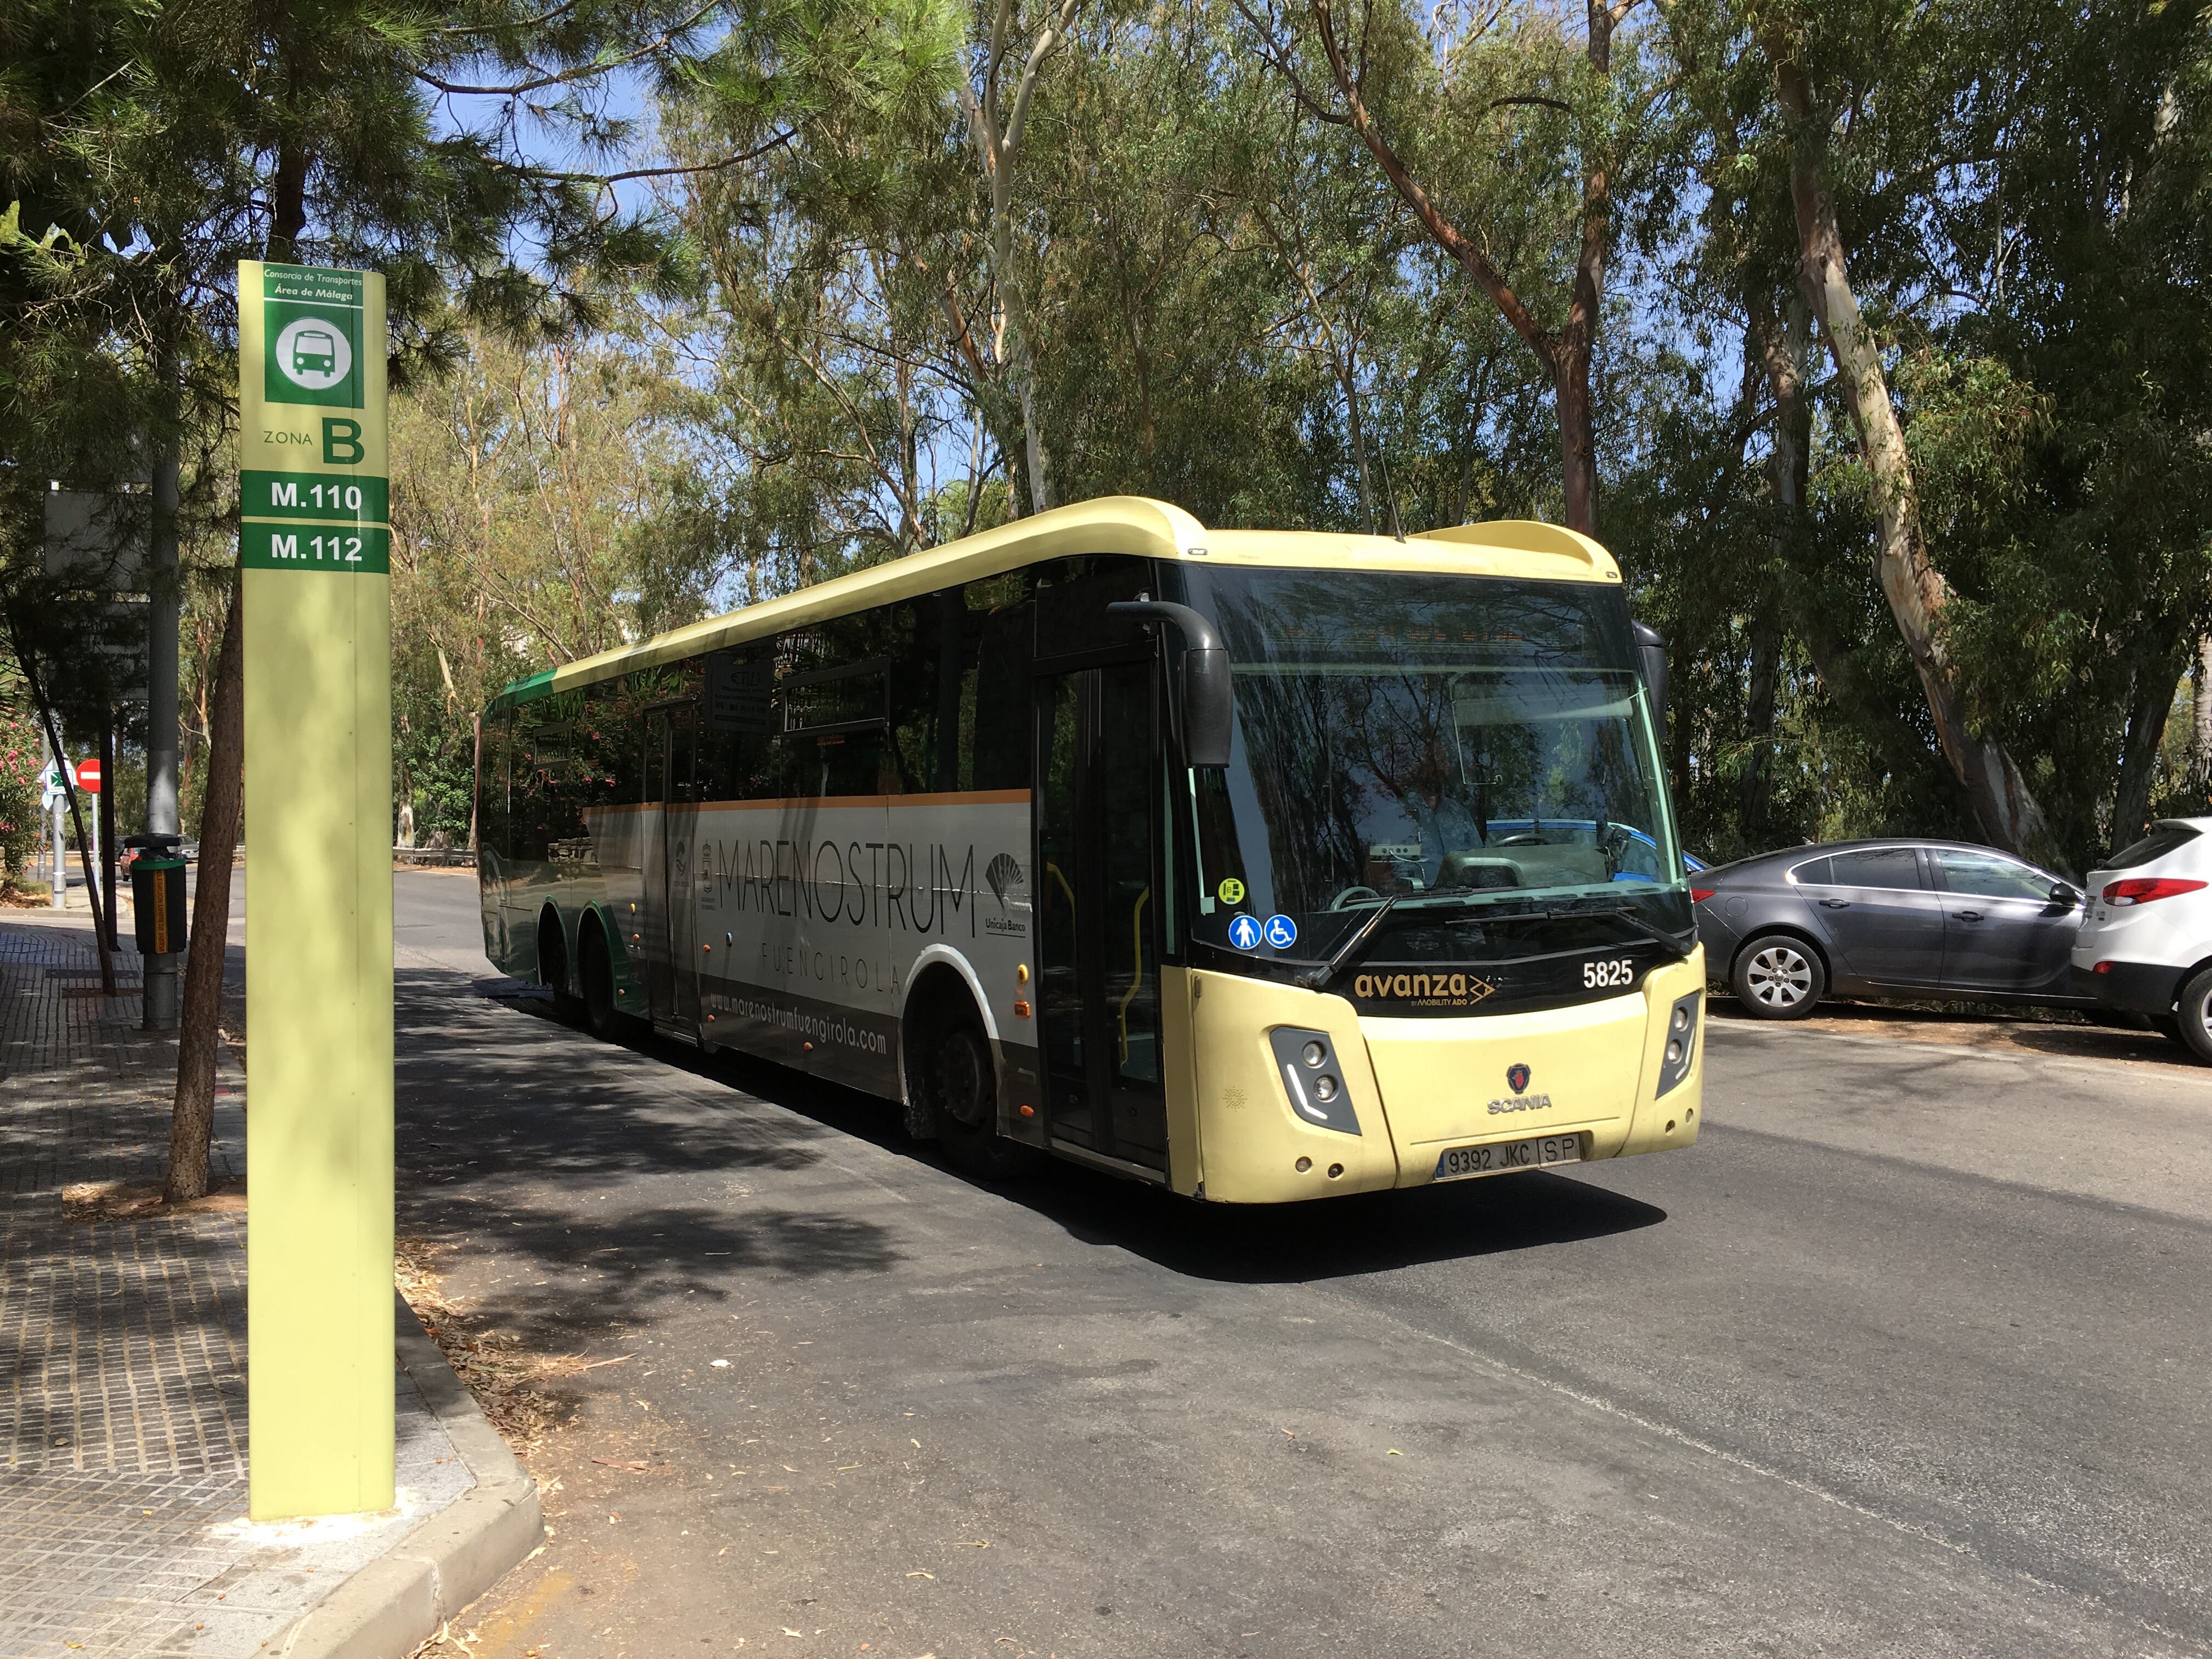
[1730,923,1832,984]
[898,949,996,1129]
[2174,953,2212,1006]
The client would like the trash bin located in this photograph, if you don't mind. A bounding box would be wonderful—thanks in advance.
[130,853,188,956]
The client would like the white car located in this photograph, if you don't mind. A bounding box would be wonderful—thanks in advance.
[2072,816,2212,1062]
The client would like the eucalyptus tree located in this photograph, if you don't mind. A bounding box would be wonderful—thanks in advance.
[1232,0,1672,535]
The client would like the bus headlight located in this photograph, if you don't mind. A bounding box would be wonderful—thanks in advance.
[1656,991,1701,1097]
[1267,1027,1360,1135]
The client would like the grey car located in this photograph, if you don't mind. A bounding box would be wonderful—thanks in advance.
[1691,839,2089,1019]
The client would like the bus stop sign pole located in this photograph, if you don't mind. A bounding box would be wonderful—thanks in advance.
[238,260,395,1519]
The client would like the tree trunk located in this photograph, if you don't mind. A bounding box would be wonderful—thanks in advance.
[166,574,244,1204]
[268,141,306,263]
[1340,360,1374,533]
[2112,622,2187,852]
[8,619,117,986]
[1551,339,1598,537]
[2191,635,2212,798]
[1740,295,1809,842]
[1768,47,2055,863]
[1002,262,1053,515]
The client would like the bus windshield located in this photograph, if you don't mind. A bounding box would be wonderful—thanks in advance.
[1179,567,1686,966]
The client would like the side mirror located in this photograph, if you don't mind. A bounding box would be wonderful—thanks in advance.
[1632,620,1669,752]
[2051,882,2080,908]
[1107,600,1233,767]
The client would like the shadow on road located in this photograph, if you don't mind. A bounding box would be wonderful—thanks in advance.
[454,980,1667,1291]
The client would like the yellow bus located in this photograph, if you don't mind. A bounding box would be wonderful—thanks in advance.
[475,496,1704,1201]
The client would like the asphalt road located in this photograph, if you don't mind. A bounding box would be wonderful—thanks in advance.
[391,870,2212,1659]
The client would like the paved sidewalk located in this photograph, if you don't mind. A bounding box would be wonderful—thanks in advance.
[0,919,492,1659]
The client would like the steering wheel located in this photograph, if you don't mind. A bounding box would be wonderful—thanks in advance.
[1597,822,1631,876]
[1329,885,1381,911]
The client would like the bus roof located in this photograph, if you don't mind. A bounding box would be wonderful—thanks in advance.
[496,495,1621,705]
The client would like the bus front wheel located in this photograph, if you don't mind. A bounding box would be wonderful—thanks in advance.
[932,1025,1030,1180]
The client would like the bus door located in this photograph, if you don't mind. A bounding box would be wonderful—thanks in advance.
[643,704,703,1035]
[1033,658,1168,1171]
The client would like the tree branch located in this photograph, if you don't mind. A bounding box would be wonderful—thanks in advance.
[1309,0,1554,363]
[1230,0,1354,126]
[414,1,718,97]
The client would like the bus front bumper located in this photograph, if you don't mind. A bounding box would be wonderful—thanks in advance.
[1173,950,1705,1204]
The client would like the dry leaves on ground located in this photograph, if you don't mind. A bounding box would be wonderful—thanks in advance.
[61,1179,245,1222]
[397,1237,601,1457]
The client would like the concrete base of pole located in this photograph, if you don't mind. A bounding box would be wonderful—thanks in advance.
[142,955,182,1031]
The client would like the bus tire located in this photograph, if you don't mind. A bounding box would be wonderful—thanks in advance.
[1730,932,1825,1019]
[931,1023,1031,1181]
[538,909,582,1023]
[579,919,633,1041]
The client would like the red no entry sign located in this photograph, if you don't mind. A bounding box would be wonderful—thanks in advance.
[78,758,102,794]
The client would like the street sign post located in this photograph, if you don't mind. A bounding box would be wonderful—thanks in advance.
[238,260,394,1520]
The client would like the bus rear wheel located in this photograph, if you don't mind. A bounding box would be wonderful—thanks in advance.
[931,1024,1029,1180]
[538,911,582,1023]
[580,922,631,1041]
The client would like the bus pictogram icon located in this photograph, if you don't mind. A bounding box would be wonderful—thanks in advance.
[292,328,337,376]
[272,315,354,394]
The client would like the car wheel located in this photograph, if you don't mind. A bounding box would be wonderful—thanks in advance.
[1731,934,1826,1020]
[2174,968,2212,1065]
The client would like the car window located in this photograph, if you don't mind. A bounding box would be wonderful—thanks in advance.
[1935,850,2055,902]
[1788,855,1833,886]
[2108,822,2200,870]
[1826,847,1925,891]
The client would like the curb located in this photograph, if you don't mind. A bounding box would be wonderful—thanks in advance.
[273,1294,544,1658]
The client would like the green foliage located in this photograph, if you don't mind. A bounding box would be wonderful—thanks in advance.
[15,0,2212,870]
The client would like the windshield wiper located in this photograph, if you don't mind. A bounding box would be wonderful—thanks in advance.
[1295,896,1400,990]
[1555,900,1697,953]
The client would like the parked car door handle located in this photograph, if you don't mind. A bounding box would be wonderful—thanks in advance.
[1818,898,1850,909]
[1957,909,1983,921]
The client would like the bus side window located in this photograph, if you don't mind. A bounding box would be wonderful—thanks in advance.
[699,648,776,801]
[884,596,949,795]
[968,589,1032,791]
[584,681,644,806]
[478,707,511,857]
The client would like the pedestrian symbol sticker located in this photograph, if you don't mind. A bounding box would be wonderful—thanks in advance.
[1217,877,1245,905]
[1227,914,1262,951]
[1263,913,1299,949]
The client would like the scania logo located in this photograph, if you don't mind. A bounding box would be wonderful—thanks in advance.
[1488,1061,1551,1114]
